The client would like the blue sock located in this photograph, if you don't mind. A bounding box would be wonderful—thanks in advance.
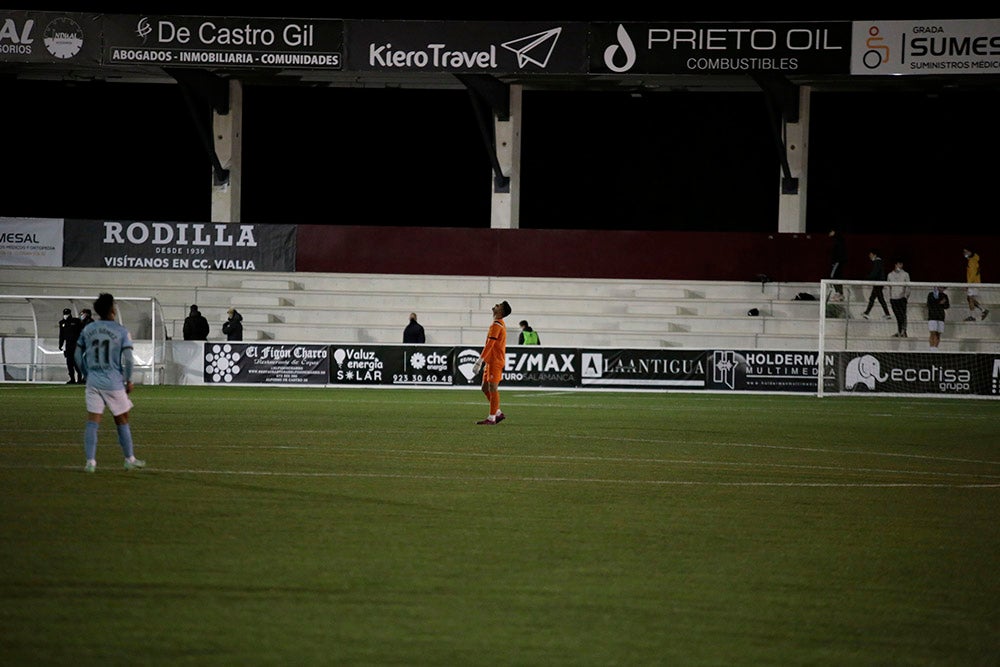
[84,421,98,461]
[116,423,134,459]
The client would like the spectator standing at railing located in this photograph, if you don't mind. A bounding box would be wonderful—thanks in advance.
[183,304,210,341]
[887,260,911,338]
[518,320,540,345]
[403,312,425,344]
[962,247,989,321]
[927,286,950,349]
[222,307,243,341]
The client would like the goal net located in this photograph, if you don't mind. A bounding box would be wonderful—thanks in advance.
[818,279,1000,398]
[0,295,166,384]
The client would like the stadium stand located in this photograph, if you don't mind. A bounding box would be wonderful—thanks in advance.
[4,266,993,353]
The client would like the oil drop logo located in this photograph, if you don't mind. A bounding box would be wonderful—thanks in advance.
[604,25,636,73]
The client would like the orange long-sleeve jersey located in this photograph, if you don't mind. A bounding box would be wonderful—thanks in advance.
[481,319,507,369]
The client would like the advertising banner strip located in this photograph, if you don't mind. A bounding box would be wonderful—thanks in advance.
[197,342,999,397]
[62,219,296,272]
[346,20,589,73]
[496,348,580,387]
[838,352,993,395]
[0,11,103,65]
[705,349,836,393]
[204,342,330,384]
[0,217,64,267]
[589,21,852,75]
[851,19,1000,75]
[102,15,343,69]
[579,349,707,389]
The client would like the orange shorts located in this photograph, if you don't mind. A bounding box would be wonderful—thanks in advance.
[483,361,504,385]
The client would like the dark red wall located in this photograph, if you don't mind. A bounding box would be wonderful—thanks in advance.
[296,226,999,284]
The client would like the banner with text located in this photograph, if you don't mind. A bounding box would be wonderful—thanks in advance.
[63,219,296,271]
[0,11,103,65]
[102,14,343,69]
[851,19,1000,75]
[589,22,851,75]
[579,348,707,389]
[705,349,836,393]
[837,351,996,396]
[196,343,1000,397]
[0,217,63,266]
[347,20,588,73]
[203,342,329,384]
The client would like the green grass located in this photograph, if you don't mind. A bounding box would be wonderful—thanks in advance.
[1,385,998,665]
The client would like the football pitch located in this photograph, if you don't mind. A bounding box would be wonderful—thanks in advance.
[1,384,997,665]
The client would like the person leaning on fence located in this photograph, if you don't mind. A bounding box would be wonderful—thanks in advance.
[962,247,989,321]
[518,320,540,345]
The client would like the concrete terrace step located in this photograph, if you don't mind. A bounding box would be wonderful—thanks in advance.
[5,267,997,353]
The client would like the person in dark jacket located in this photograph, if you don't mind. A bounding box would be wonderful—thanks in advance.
[828,229,847,300]
[183,304,210,341]
[927,286,950,349]
[403,312,425,343]
[58,307,83,383]
[77,308,95,383]
[862,249,891,320]
[222,307,243,341]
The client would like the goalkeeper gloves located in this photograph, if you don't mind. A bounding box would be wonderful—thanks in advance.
[473,358,484,374]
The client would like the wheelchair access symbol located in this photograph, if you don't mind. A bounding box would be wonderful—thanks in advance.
[862,25,891,70]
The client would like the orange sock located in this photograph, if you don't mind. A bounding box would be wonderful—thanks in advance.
[489,390,500,416]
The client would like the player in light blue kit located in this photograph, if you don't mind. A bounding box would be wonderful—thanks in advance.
[74,293,145,473]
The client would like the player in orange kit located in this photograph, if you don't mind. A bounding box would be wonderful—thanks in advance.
[473,300,511,425]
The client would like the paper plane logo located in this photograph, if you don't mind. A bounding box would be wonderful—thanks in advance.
[500,27,562,68]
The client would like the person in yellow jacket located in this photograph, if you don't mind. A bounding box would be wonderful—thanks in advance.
[962,247,989,321]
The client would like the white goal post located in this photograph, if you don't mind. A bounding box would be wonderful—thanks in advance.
[0,295,166,384]
[818,279,999,398]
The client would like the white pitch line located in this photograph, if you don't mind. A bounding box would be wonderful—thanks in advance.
[5,442,998,480]
[565,435,1000,466]
[18,465,1000,488]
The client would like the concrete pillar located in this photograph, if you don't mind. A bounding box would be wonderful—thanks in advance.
[211,79,243,223]
[491,84,522,229]
[778,85,811,234]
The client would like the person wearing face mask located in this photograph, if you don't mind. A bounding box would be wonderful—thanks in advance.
[58,307,83,384]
